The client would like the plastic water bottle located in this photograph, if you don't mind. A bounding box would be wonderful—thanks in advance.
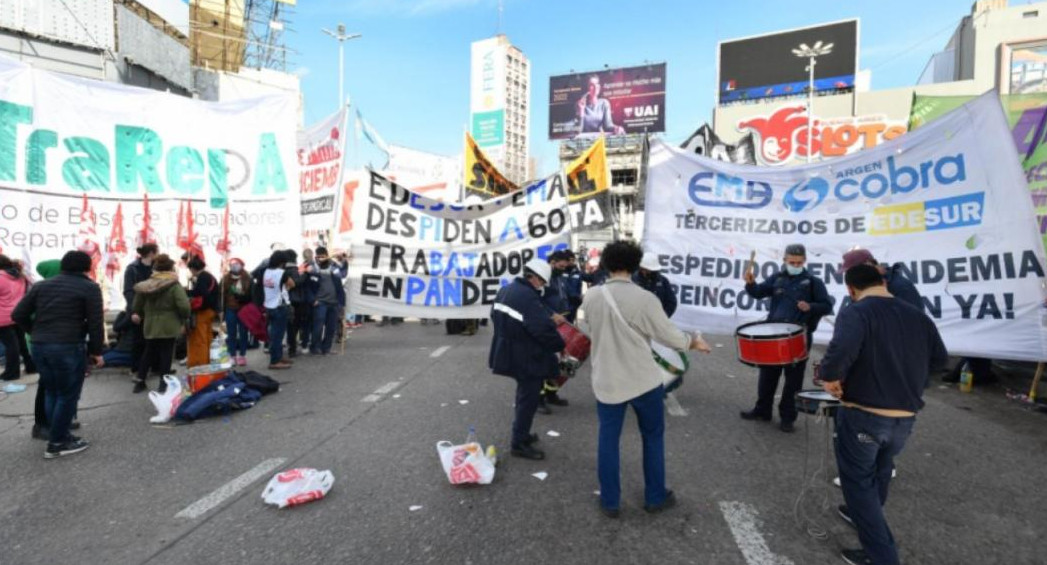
[485,445,498,466]
[959,361,974,393]
[465,425,477,446]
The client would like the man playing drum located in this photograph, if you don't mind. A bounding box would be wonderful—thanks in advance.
[740,243,833,433]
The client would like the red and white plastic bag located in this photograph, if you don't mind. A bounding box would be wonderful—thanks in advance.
[261,468,335,508]
[436,441,496,485]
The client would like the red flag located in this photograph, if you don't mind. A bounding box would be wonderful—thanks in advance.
[105,204,128,281]
[176,200,188,250]
[136,194,156,247]
[184,200,204,260]
[77,194,101,280]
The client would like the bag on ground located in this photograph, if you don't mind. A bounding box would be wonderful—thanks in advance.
[436,441,496,485]
[234,370,281,395]
[261,468,335,508]
[148,375,187,424]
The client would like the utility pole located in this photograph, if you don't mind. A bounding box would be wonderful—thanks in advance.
[322,24,362,108]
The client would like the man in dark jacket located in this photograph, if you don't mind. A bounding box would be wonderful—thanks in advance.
[305,246,346,355]
[122,243,157,372]
[820,265,947,565]
[560,251,584,321]
[841,249,922,311]
[741,243,834,432]
[283,250,308,357]
[13,251,105,459]
[489,258,566,461]
[633,253,677,317]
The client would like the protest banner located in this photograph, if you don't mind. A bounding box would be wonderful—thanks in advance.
[384,144,460,202]
[463,131,517,200]
[644,92,1047,362]
[564,136,614,231]
[348,171,571,318]
[910,93,1047,250]
[0,56,301,284]
[298,107,348,243]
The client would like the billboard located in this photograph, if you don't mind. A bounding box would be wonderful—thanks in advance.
[470,37,508,161]
[718,20,858,104]
[548,63,666,140]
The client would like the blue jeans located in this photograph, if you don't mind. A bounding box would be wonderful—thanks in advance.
[266,307,289,364]
[34,342,86,444]
[225,308,248,357]
[835,407,915,565]
[596,384,668,510]
[310,303,340,354]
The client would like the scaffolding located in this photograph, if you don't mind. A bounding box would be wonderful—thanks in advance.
[243,0,294,71]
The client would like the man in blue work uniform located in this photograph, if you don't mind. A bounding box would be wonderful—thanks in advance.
[741,244,834,432]
[819,264,947,565]
[633,253,677,317]
[489,258,567,460]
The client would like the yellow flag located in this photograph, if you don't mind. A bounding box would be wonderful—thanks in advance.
[565,136,609,203]
[463,131,517,198]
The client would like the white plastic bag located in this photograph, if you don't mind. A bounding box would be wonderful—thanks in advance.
[436,441,496,485]
[148,375,186,424]
[261,468,335,508]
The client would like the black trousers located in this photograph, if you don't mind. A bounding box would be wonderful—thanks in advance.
[15,327,35,373]
[754,359,808,423]
[130,323,146,373]
[290,302,313,350]
[136,338,176,384]
[511,377,543,447]
[0,325,18,380]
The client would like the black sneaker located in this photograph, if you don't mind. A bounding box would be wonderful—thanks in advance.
[44,437,90,459]
[739,409,772,421]
[837,504,856,529]
[132,381,146,394]
[840,548,872,565]
[510,444,545,460]
[31,425,50,441]
[522,432,540,445]
[779,420,796,433]
[546,394,569,407]
[644,490,677,513]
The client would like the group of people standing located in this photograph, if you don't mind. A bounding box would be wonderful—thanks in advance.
[489,240,946,565]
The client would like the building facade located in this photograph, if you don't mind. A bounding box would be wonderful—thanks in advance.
[469,35,530,185]
[712,0,1047,165]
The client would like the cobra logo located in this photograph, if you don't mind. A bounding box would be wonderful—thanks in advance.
[783,178,830,212]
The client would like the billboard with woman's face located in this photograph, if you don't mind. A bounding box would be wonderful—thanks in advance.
[548,63,666,140]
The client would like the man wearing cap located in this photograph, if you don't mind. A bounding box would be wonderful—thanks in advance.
[841,249,922,311]
[489,258,567,460]
[633,253,677,318]
[741,243,834,432]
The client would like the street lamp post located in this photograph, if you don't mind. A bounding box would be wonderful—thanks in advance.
[791,41,833,163]
[321,24,362,107]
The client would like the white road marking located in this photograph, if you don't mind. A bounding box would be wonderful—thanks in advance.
[430,345,451,358]
[175,458,287,519]
[665,393,688,417]
[361,381,401,403]
[718,501,795,565]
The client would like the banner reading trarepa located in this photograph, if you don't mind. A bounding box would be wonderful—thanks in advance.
[644,92,1047,362]
[348,171,571,318]
[0,56,301,275]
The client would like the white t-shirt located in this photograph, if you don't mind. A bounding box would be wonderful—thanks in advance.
[262,268,288,309]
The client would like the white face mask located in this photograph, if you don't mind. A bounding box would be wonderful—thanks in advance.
[785,265,805,276]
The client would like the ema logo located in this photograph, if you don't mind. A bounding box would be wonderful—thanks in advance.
[687,172,772,209]
[782,153,967,212]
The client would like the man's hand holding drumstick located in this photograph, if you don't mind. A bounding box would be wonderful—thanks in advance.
[743,250,757,285]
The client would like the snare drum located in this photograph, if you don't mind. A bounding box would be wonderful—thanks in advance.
[558,323,591,363]
[652,341,689,393]
[735,321,808,367]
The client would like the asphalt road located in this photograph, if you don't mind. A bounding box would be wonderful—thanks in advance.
[0,321,1044,565]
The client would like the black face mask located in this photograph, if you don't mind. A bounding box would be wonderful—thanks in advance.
[318,260,330,268]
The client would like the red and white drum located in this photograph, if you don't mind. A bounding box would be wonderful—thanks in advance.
[735,322,808,367]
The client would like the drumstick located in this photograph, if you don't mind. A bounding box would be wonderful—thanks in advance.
[745,251,757,279]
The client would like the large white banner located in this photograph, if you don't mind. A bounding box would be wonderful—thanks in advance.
[298,107,347,237]
[644,92,1047,362]
[0,56,300,281]
[348,171,571,318]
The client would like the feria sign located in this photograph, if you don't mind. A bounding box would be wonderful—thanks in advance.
[737,105,908,166]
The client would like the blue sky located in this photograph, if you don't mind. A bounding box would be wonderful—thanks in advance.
[292,0,973,176]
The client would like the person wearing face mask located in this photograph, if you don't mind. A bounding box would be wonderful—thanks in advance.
[632,253,677,318]
[221,258,253,366]
[305,246,346,355]
[740,243,834,432]
[123,243,158,374]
